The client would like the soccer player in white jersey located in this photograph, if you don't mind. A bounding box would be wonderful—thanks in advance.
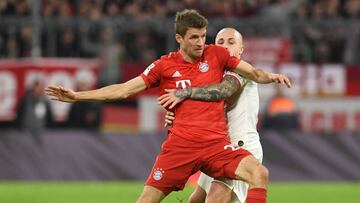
[160,27,263,203]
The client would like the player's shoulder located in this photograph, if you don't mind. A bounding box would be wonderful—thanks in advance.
[148,52,174,66]
[150,51,182,72]
[205,44,228,53]
[205,44,231,60]
[159,51,179,61]
[155,52,178,66]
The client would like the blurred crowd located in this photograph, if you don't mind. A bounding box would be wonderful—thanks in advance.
[292,0,360,64]
[12,77,102,145]
[0,0,298,18]
[0,0,358,18]
[0,0,359,65]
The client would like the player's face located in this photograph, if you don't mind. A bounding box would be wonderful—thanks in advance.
[176,27,206,60]
[215,29,243,59]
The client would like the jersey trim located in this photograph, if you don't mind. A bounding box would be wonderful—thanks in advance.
[224,71,246,87]
[140,74,151,89]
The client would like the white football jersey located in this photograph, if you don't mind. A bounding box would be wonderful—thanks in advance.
[198,71,263,203]
[224,70,260,148]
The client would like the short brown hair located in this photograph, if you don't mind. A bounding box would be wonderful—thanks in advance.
[175,9,208,37]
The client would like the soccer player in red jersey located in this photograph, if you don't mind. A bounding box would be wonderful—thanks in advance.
[46,9,291,203]
[161,27,264,203]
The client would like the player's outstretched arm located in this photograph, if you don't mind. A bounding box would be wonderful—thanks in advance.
[234,60,292,88]
[158,77,240,109]
[46,76,147,103]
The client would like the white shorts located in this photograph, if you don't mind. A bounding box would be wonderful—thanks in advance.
[198,138,263,203]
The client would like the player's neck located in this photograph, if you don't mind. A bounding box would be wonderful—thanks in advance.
[179,49,199,64]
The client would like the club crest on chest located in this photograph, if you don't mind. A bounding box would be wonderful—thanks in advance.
[199,61,209,73]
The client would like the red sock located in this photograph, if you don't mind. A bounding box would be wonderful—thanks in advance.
[246,188,267,203]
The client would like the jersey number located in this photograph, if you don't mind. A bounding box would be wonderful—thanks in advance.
[224,144,241,151]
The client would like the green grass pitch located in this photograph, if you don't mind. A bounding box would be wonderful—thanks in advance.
[0,181,359,203]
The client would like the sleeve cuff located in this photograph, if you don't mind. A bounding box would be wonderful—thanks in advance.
[224,71,245,87]
[140,74,151,89]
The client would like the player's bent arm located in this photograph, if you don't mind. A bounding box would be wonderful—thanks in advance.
[76,76,147,101]
[176,77,240,102]
[233,60,271,83]
[233,60,291,87]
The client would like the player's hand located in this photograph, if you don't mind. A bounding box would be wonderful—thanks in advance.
[158,89,185,109]
[45,85,77,103]
[164,111,175,127]
[270,73,291,88]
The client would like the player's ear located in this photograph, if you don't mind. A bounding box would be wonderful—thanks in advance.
[175,34,183,44]
[239,45,244,56]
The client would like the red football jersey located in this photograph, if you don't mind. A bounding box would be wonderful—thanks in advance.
[141,45,241,141]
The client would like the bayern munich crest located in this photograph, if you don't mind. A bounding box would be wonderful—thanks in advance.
[199,61,209,72]
[153,168,164,181]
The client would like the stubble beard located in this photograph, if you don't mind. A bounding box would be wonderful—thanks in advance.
[191,48,203,60]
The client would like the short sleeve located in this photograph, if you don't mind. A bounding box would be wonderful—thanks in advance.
[215,45,241,71]
[224,70,247,87]
[226,56,241,71]
[140,60,162,88]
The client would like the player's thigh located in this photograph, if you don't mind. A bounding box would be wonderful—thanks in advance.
[202,140,252,179]
[234,155,262,183]
[197,172,213,193]
[136,185,166,203]
[146,132,201,194]
[189,185,206,203]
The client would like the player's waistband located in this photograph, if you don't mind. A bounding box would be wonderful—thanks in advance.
[168,128,230,144]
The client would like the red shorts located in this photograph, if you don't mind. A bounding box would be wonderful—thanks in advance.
[145,132,252,195]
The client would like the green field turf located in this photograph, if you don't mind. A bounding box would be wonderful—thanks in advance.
[0,181,359,203]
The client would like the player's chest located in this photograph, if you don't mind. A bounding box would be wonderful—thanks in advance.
[162,59,223,88]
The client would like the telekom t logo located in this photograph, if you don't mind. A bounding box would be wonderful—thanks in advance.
[176,80,191,89]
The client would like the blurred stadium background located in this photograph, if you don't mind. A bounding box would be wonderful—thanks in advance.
[0,0,359,202]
